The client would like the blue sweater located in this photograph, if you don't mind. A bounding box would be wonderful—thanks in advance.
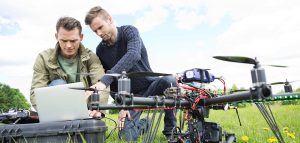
[97,25,154,93]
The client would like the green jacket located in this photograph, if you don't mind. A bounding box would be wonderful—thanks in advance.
[30,43,107,107]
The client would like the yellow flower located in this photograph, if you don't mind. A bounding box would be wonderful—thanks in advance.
[241,135,249,142]
[287,132,296,139]
[263,127,270,131]
[268,137,277,143]
[283,127,289,132]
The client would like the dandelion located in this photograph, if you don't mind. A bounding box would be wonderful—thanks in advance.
[268,137,277,143]
[263,127,269,131]
[283,127,289,133]
[287,132,296,139]
[241,135,249,142]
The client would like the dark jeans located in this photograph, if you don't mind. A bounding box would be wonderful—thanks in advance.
[48,79,67,86]
[119,76,177,141]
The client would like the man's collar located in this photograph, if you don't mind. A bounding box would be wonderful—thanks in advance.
[48,43,88,68]
[102,27,121,46]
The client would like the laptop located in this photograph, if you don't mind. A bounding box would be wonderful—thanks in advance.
[34,82,89,123]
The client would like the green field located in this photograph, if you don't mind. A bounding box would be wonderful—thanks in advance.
[103,104,299,143]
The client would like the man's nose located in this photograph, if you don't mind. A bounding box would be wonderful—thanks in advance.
[66,41,72,47]
[96,30,104,37]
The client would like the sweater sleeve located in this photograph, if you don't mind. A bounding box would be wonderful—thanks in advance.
[100,26,143,86]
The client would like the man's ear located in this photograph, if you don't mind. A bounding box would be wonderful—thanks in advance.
[107,15,113,24]
[55,33,58,40]
[80,33,84,41]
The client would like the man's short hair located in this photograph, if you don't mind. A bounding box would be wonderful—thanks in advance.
[85,6,110,25]
[56,16,82,34]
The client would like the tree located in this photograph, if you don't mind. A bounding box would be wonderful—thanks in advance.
[295,86,300,92]
[0,82,31,112]
[231,84,238,92]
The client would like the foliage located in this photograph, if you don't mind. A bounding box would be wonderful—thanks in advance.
[108,100,120,114]
[0,82,31,112]
[296,87,300,92]
[108,109,120,114]
[231,84,238,92]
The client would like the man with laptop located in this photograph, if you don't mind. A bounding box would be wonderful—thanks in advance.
[30,16,108,117]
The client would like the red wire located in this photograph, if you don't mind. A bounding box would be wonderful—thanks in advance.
[218,78,226,95]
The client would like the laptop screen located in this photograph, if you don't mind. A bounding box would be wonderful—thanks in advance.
[34,82,89,123]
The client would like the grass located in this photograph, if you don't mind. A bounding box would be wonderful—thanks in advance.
[103,104,299,143]
[207,104,299,143]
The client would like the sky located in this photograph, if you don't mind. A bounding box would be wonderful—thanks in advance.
[1,0,300,105]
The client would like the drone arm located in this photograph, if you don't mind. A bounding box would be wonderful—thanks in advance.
[116,96,190,108]
[203,91,253,106]
[203,85,272,106]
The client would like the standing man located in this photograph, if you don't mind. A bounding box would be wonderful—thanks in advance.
[30,16,109,111]
[85,6,176,141]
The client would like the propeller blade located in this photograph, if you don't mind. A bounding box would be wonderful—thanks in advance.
[290,80,300,83]
[69,87,118,95]
[270,82,286,85]
[69,87,97,91]
[75,73,97,76]
[265,65,288,68]
[213,56,257,65]
[104,71,172,78]
[271,80,300,85]
[127,71,172,78]
[105,73,122,77]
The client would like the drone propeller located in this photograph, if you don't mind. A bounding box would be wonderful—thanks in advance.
[75,73,97,76]
[267,65,288,68]
[270,82,286,85]
[270,79,300,85]
[86,71,172,78]
[213,56,257,65]
[76,71,171,78]
[69,87,97,91]
[213,56,287,67]
[69,87,119,95]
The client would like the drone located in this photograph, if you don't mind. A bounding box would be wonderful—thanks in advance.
[69,56,299,143]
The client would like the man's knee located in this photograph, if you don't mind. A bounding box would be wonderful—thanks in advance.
[161,76,176,87]
[119,120,140,141]
[48,79,66,86]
